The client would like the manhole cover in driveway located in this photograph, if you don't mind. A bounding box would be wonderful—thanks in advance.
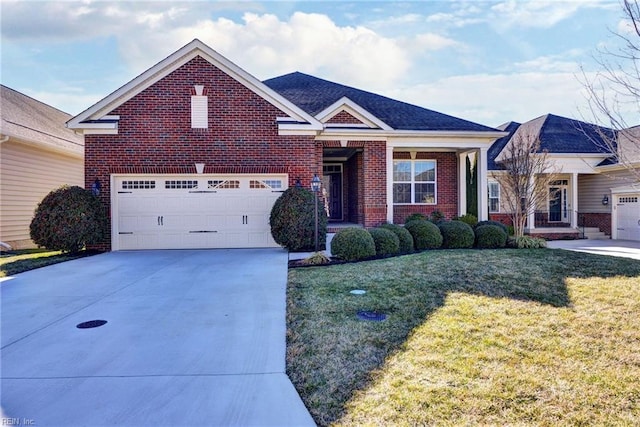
[357,311,387,321]
[76,320,108,329]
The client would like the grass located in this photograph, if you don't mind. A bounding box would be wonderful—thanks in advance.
[0,249,94,277]
[287,249,640,426]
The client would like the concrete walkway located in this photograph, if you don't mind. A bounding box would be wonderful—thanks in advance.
[547,239,640,261]
[1,249,315,426]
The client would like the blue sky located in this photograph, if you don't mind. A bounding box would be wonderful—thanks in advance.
[0,1,632,127]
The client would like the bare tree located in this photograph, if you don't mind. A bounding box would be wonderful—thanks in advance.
[580,0,640,174]
[493,129,560,238]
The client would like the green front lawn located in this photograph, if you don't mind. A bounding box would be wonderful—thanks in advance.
[0,249,93,277]
[287,249,640,426]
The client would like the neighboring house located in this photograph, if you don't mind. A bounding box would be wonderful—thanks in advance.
[488,113,640,241]
[67,39,504,251]
[0,85,84,249]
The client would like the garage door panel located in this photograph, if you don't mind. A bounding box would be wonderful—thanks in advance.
[616,195,640,241]
[114,175,286,250]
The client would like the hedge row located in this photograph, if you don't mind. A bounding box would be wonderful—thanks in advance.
[330,220,519,261]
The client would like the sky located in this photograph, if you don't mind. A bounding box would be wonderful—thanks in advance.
[0,0,635,128]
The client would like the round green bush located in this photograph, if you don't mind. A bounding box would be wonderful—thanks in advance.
[455,213,478,227]
[379,223,414,253]
[404,212,427,223]
[270,187,328,251]
[438,220,475,249]
[369,227,400,256]
[330,227,376,261]
[475,224,508,249]
[30,185,108,253]
[404,220,442,250]
[475,220,508,235]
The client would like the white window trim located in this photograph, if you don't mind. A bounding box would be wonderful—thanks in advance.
[489,181,500,213]
[393,159,437,205]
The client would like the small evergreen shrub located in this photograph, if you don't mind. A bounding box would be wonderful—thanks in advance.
[438,220,475,249]
[475,224,508,249]
[30,185,108,253]
[301,252,331,265]
[454,213,478,227]
[475,220,508,235]
[330,228,376,261]
[404,212,427,223]
[369,227,400,257]
[508,236,547,249]
[404,220,443,250]
[270,187,328,251]
[379,223,414,253]
[430,210,446,223]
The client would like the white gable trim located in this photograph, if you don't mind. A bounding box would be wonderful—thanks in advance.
[67,39,322,134]
[316,97,392,130]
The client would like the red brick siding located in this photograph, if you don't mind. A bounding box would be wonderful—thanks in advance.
[363,142,387,227]
[85,56,318,250]
[578,212,611,236]
[392,152,458,223]
[326,110,364,125]
[489,213,513,227]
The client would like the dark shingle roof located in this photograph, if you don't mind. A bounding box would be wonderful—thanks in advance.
[1,85,84,154]
[488,114,616,170]
[263,72,498,132]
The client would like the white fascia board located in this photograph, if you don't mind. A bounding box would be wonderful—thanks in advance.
[596,161,640,172]
[318,128,506,140]
[68,39,321,131]
[316,97,393,130]
[610,184,640,193]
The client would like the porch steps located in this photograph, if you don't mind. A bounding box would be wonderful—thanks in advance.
[581,227,610,240]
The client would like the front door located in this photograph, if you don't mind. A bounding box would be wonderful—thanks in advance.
[549,180,568,222]
[323,164,343,221]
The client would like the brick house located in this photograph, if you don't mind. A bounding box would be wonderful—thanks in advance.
[68,39,504,251]
[488,114,640,241]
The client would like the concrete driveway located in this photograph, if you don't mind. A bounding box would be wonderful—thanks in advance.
[547,239,640,260]
[1,249,315,426]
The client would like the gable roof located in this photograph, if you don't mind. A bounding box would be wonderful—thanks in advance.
[490,113,616,170]
[263,72,499,132]
[0,85,84,157]
[67,39,322,134]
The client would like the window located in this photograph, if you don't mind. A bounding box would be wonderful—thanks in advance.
[208,180,240,189]
[393,160,436,204]
[122,180,155,190]
[250,179,282,189]
[489,182,500,213]
[165,180,198,189]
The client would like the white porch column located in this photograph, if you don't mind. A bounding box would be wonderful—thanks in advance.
[477,147,488,221]
[571,172,578,228]
[458,152,468,217]
[527,174,535,230]
[386,145,394,224]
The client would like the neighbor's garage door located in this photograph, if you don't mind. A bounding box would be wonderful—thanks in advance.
[113,175,287,250]
[616,194,640,241]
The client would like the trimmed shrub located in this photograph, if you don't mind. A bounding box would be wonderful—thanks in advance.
[430,210,445,223]
[369,227,400,257]
[438,220,475,249]
[508,236,547,249]
[475,220,508,235]
[379,223,414,253]
[454,213,478,227]
[331,228,376,261]
[30,185,108,253]
[475,224,508,249]
[404,220,443,250]
[270,187,328,251]
[404,212,427,223]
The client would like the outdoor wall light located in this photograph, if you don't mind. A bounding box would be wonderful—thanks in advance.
[92,178,101,196]
[295,178,302,188]
[602,195,609,205]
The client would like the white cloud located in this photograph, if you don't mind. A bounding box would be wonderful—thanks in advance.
[386,71,593,126]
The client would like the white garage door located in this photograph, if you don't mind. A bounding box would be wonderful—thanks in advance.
[616,194,640,241]
[112,175,287,250]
